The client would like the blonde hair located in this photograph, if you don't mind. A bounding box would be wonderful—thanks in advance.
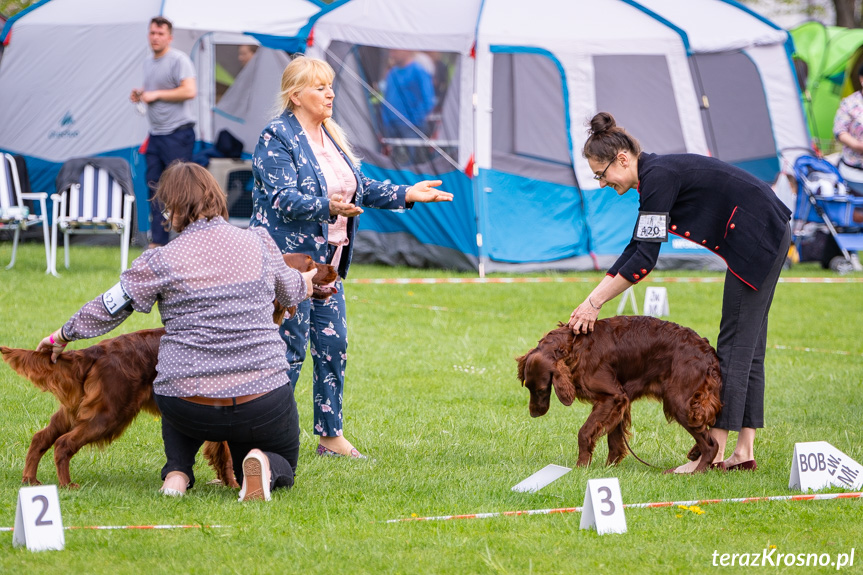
[154,162,228,233]
[277,56,360,166]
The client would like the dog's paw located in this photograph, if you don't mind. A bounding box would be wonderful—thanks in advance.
[606,453,627,466]
[60,482,80,490]
[687,445,701,461]
[21,477,42,486]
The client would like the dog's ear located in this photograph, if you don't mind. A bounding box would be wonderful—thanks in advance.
[551,358,575,405]
[272,300,289,325]
[313,262,339,285]
[515,352,529,385]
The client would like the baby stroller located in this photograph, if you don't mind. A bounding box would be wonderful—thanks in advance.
[791,154,863,273]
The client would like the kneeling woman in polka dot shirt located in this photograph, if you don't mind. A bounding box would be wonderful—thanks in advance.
[37,162,315,502]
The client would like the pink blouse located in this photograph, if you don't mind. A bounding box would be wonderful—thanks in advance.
[308,128,357,248]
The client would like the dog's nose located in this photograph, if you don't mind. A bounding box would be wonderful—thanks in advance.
[529,403,549,417]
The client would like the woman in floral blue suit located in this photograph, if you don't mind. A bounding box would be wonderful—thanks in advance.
[251,56,452,458]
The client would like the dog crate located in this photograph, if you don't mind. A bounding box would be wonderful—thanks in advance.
[208,158,254,228]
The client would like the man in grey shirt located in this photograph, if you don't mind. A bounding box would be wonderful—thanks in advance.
[131,16,197,248]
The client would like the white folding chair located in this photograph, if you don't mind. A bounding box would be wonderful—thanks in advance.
[51,161,135,275]
[0,153,51,273]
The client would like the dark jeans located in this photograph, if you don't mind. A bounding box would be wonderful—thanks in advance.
[154,384,300,490]
[713,224,791,431]
[145,125,195,245]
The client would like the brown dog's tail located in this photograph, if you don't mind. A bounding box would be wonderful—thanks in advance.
[202,440,239,488]
[687,360,723,433]
[0,346,95,408]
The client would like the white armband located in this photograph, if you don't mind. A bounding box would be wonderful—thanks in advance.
[101,281,133,316]
[633,212,669,242]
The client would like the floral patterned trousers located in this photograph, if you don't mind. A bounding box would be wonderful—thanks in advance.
[279,280,348,437]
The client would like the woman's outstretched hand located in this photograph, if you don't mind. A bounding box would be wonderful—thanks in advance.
[405,180,453,203]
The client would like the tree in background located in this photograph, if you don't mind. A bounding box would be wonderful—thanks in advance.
[834,0,862,26]
[0,0,36,19]
[742,0,859,27]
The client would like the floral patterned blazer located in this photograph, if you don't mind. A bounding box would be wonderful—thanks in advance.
[250,111,411,278]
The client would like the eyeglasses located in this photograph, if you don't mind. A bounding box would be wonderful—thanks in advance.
[593,158,615,181]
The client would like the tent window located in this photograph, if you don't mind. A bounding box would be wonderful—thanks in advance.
[594,55,686,155]
[210,44,290,155]
[692,52,776,163]
[214,44,260,103]
[491,52,575,186]
[325,42,460,175]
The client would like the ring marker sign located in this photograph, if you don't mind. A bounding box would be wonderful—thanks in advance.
[511,464,571,493]
[616,287,638,315]
[580,478,626,534]
[643,287,669,317]
[13,485,65,551]
[789,441,863,492]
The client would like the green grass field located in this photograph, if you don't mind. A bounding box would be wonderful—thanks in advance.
[0,243,861,574]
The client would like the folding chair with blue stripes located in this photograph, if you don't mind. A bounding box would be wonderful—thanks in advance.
[0,153,51,273]
[51,159,135,276]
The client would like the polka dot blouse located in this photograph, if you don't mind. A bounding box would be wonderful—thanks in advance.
[62,217,307,398]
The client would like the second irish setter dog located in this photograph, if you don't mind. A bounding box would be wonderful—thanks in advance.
[0,254,337,489]
[517,316,723,472]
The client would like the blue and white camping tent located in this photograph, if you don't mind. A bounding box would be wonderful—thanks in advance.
[310,0,809,274]
[0,0,344,236]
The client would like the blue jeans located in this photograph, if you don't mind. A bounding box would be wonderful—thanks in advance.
[145,125,195,245]
[154,384,299,490]
[279,280,348,437]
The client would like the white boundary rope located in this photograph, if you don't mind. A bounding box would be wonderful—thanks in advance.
[385,491,863,523]
[346,276,863,285]
[771,344,863,357]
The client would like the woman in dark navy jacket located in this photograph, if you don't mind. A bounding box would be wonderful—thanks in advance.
[251,57,452,458]
[568,112,791,474]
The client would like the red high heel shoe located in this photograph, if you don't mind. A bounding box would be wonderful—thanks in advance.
[725,460,757,471]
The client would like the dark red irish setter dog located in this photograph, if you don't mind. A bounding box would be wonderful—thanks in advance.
[0,254,336,489]
[517,316,723,472]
